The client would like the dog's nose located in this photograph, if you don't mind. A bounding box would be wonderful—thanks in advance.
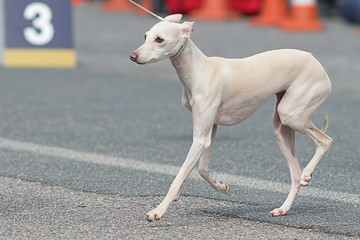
[129,52,138,62]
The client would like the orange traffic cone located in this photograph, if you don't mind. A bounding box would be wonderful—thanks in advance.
[72,0,87,6]
[102,0,132,11]
[190,0,240,21]
[282,0,324,31]
[134,0,153,16]
[250,0,287,26]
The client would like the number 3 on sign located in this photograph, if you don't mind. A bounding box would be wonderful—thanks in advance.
[23,2,54,46]
[3,0,75,68]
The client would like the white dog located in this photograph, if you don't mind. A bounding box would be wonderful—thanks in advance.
[130,14,333,222]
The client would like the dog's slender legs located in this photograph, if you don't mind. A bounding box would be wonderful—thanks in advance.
[299,122,333,186]
[275,82,333,188]
[269,92,302,216]
[146,139,206,221]
[146,99,218,221]
[198,125,230,194]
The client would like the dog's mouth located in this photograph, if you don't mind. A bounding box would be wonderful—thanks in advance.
[135,58,157,65]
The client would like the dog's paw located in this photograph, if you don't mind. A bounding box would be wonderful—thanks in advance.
[145,212,161,222]
[213,180,230,194]
[300,170,312,186]
[220,183,230,194]
[269,208,288,217]
[145,207,166,222]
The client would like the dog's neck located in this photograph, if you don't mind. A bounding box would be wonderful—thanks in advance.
[172,43,185,59]
[170,39,207,92]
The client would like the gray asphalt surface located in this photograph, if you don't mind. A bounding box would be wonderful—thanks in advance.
[1,4,360,239]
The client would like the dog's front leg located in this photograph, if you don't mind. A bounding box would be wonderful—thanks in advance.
[145,138,207,222]
[198,125,230,194]
[146,96,218,222]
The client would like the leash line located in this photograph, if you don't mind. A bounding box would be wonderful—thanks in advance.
[127,0,164,21]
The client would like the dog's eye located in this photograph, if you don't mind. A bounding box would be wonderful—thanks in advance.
[155,37,164,43]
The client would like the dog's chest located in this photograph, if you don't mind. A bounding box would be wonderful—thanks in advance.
[215,106,257,126]
[215,96,267,126]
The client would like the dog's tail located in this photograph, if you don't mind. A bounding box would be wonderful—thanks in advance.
[321,116,329,133]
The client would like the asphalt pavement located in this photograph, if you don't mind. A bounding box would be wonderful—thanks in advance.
[1,4,360,239]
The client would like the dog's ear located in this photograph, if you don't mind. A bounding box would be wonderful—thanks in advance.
[181,21,194,38]
[164,14,182,23]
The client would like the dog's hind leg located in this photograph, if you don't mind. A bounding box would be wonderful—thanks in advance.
[299,120,333,186]
[276,79,333,187]
[198,125,230,194]
[269,92,302,216]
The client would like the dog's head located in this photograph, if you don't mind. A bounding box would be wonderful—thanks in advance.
[130,14,194,64]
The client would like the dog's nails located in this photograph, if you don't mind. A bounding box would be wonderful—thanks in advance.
[146,214,153,221]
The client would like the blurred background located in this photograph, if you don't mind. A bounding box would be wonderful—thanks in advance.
[76,0,360,23]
